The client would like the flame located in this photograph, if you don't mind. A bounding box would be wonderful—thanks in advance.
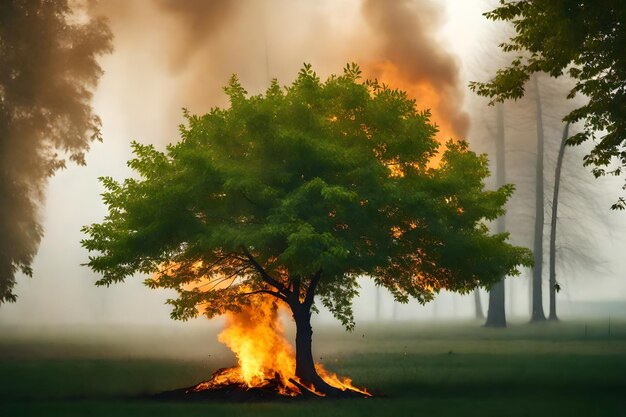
[190,296,370,397]
[316,364,371,396]
[217,301,297,395]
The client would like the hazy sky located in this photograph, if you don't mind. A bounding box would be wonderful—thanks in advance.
[2,0,625,327]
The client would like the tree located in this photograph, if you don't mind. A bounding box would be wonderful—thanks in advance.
[531,76,547,322]
[548,121,570,321]
[470,0,626,210]
[82,63,532,396]
[473,289,485,320]
[0,0,112,303]
[485,104,508,327]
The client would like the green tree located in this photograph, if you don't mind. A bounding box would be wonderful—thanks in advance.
[0,0,112,303]
[470,0,626,209]
[82,64,532,396]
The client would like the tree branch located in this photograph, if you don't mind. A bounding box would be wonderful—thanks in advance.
[303,270,322,308]
[241,190,262,208]
[240,246,287,294]
[242,289,288,303]
[292,275,301,303]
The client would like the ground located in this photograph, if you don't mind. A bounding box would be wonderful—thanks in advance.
[0,319,624,417]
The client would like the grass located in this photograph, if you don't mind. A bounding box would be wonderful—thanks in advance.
[1,319,625,417]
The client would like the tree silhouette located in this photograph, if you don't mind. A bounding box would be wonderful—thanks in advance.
[0,0,112,303]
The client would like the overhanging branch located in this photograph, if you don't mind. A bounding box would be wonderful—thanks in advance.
[242,289,288,303]
[240,246,287,294]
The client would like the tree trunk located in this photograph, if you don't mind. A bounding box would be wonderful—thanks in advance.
[548,122,570,321]
[240,253,364,397]
[486,280,506,327]
[473,289,484,320]
[291,303,345,397]
[531,76,547,322]
[485,103,507,328]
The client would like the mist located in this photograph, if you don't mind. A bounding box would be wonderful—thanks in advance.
[0,1,111,304]
[1,0,625,332]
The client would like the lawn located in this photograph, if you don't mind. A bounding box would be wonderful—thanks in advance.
[0,320,625,417]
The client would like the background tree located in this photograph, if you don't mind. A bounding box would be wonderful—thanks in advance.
[470,0,626,210]
[531,76,547,322]
[485,103,507,327]
[473,288,485,320]
[548,122,570,321]
[0,0,112,303]
[82,64,532,396]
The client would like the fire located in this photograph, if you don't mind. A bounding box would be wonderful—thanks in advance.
[190,296,370,397]
[207,300,296,396]
[316,364,370,397]
[153,261,369,397]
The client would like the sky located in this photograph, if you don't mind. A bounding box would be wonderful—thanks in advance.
[1,0,625,327]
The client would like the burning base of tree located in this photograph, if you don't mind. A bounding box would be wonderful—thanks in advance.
[154,366,370,401]
[155,299,371,400]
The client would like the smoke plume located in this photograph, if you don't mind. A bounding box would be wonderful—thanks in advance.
[361,0,470,138]
[95,0,469,140]
[1,0,473,321]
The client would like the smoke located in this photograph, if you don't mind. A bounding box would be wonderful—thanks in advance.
[94,0,470,135]
[156,0,237,72]
[0,0,111,303]
[6,0,623,328]
[0,0,474,323]
[361,0,470,138]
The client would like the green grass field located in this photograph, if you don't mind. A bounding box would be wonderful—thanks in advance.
[1,320,625,417]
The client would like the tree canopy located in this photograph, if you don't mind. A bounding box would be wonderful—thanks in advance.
[82,63,532,329]
[470,0,626,209]
[0,0,112,303]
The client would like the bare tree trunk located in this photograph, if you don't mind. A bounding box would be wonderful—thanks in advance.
[485,103,507,328]
[531,76,547,322]
[474,289,485,320]
[292,302,344,396]
[485,279,506,327]
[243,252,363,397]
[286,271,366,398]
[548,122,570,321]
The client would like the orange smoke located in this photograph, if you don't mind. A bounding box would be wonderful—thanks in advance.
[361,0,469,172]
[365,60,456,171]
[366,60,458,145]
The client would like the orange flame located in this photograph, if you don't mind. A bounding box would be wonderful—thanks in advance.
[218,301,297,394]
[190,296,369,397]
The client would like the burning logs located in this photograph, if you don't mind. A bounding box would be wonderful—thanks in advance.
[152,366,371,401]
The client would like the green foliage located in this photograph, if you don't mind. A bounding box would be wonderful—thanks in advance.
[469,0,626,209]
[0,0,112,303]
[82,63,532,328]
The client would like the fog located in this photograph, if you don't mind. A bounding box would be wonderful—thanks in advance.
[1,0,626,331]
